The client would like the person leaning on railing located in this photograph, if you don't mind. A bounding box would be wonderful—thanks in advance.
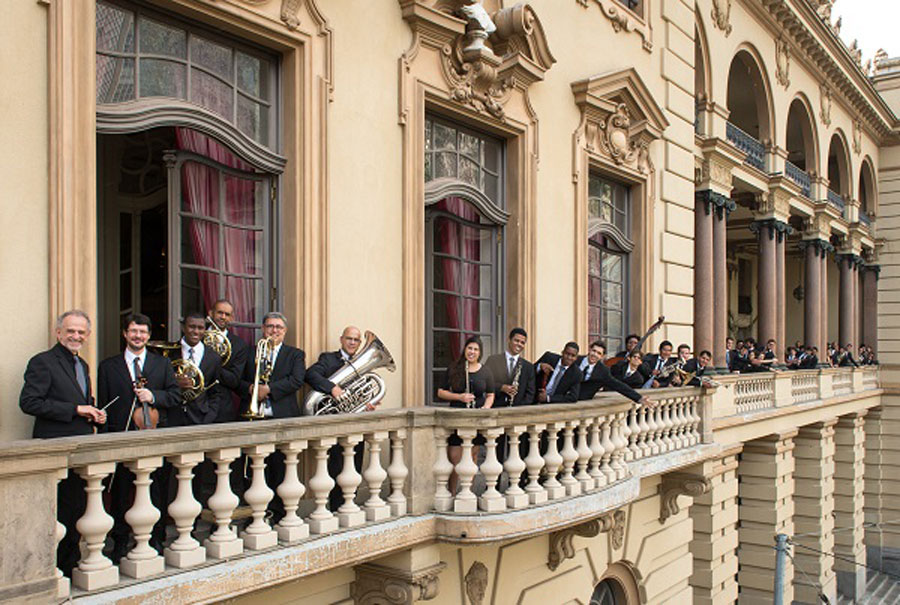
[19,310,106,578]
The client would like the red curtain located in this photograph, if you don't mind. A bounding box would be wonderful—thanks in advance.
[175,127,258,344]
[435,197,481,356]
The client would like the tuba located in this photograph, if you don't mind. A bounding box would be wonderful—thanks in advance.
[202,316,232,365]
[243,336,275,420]
[302,331,396,416]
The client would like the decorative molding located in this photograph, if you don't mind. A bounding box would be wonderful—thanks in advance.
[853,120,862,155]
[547,509,626,571]
[695,189,736,219]
[750,218,794,242]
[352,562,446,605]
[798,238,834,259]
[659,473,711,523]
[424,178,511,225]
[280,0,302,30]
[576,0,653,52]
[819,85,832,127]
[464,561,488,605]
[711,0,732,36]
[775,36,790,88]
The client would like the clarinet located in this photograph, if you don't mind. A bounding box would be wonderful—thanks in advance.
[509,361,522,406]
[464,362,472,409]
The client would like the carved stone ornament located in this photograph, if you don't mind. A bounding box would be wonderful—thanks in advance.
[775,37,790,89]
[820,85,832,127]
[853,120,862,155]
[575,0,653,52]
[464,561,489,605]
[280,0,303,30]
[816,0,834,22]
[352,562,447,605]
[547,509,627,571]
[659,473,712,523]
[711,0,732,36]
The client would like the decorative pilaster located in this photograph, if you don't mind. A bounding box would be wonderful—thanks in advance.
[863,265,879,353]
[737,431,796,604]
[792,421,837,605]
[834,412,867,600]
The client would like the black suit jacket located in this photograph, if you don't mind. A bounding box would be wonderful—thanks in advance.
[241,343,306,419]
[215,331,250,423]
[576,355,642,402]
[20,343,96,438]
[167,347,225,427]
[98,351,181,432]
[680,358,708,386]
[641,354,678,387]
[799,354,818,369]
[306,350,347,394]
[535,352,582,403]
[611,361,646,389]
[484,353,536,407]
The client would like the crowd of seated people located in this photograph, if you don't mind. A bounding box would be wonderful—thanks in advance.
[722,337,877,373]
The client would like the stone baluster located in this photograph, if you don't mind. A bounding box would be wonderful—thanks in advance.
[611,412,628,480]
[166,452,207,567]
[479,428,505,512]
[73,463,118,591]
[599,416,616,484]
[121,456,164,577]
[627,406,642,460]
[54,472,69,599]
[433,428,454,512]
[620,409,633,462]
[687,399,700,445]
[242,445,277,549]
[205,448,244,557]
[560,421,581,496]
[454,429,479,513]
[543,423,566,499]
[362,432,390,522]
[588,416,606,489]
[525,424,548,504]
[308,438,339,534]
[646,404,661,455]
[670,400,684,449]
[276,441,309,543]
[660,401,675,452]
[336,434,365,527]
[503,425,528,508]
[575,419,593,491]
[637,405,652,457]
[387,429,408,517]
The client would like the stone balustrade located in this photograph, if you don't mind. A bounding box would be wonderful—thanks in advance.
[731,373,776,413]
[791,370,820,403]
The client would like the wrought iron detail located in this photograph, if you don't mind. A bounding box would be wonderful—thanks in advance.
[726,122,765,171]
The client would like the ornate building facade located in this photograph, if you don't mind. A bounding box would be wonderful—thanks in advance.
[0,0,898,603]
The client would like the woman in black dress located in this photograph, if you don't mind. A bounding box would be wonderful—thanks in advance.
[611,350,646,389]
[437,336,494,493]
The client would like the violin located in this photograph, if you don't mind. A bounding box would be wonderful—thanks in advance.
[130,376,160,430]
[605,315,666,368]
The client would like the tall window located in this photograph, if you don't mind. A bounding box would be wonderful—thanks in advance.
[588,174,631,354]
[425,117,505,403]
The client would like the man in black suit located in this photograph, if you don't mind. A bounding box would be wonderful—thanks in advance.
[98,313,180,561]
[535,342,583,403]
[20,310,106,577]
[576,341,649,404]
[208,299,250,422]
[798,346,819,369]
[484,327,536,407]
[168,312,225,427]
[680,350,712,386]
[641,340,678,387]
[615,334,641,359]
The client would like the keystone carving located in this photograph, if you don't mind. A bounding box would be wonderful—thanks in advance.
[280,0,302,29]
[547,509,626,570]
[820,85,832,127]
[659,473,712,523]
[464,561,488,605]
[352,562,447,605]
[711,0,732,36]
[775,37,790,88]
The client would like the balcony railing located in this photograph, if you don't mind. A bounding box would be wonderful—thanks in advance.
[1,367,879,602]
[827,188,846,214]
[726,121,766,171]
[785,161,812,198]
[859,210,872,226]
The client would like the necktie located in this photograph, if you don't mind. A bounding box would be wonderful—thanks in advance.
[133,357,143,382]
[508,356,515,378]
[547,365,563,396]
[73,356,87,398]
[583,362,592,381]
[188,348,195,362]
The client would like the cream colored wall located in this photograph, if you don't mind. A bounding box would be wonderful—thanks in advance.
[0,0,50,442]
[229,565,353,604]
[785,254,804,346]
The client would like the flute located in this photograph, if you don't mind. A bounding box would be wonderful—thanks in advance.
[465,362,471,408]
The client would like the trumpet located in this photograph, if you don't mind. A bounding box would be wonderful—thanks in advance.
[243,336,275,420]
[202,316,232,365]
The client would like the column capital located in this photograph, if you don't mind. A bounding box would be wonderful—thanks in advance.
[695,189,736,218]
[798,238,834,258]
[863,264,881,279]
[835,253,864,269]
[750,218,793,242]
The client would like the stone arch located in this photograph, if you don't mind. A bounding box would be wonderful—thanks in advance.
[859,155,877,216]
[726,44,775,144]
[784,93,819,175]
[598,560,644,604]
[694,13,712,135]
[827,129,853,198]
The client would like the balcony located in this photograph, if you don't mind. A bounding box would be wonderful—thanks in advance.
[784,160,811,198]
[859,210,872,228]
[827,188,846,214]
[726,121,766,171]
[0,367,880,603]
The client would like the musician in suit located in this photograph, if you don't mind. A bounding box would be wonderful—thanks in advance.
[576,341,649,404]
[680,350,712,386]
[168,312,225,427]
[208,299,250,422]
[535,342,583,403]
[641,341,677,388]
[615,334,641,358]
[307,326,368,511]
[798,346,819,369]
[484,327,536,407]
[611,349,647,389]
[20,310,106,577]
[98,312,180,562]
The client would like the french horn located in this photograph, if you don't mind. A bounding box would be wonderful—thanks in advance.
[202,315,232,365]
[302,331,395,416]
[172,358,206,402]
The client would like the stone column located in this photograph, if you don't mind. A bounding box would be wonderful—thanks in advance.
[863,265,878,353]
[713,203,730,369]
[834,412,867,600]
[689,447,741,605]
[820,249,829,354]
[737,431,796,604]
[839,255,854,347]
[755,222,777,344]
[803,242,821,352]
[775,231,786,351]
[792,421,837,605]
[694,193,714,356]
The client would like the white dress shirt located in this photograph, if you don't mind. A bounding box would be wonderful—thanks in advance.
[262,342,283,417]
[579,358,595,382]
[124,348,148,383]
[546,361,566,396]
[505,351,520,378]
[180,338,205,364]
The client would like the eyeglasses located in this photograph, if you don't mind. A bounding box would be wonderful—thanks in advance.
[264,324,286,331]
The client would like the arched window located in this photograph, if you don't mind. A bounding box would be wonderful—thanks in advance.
[424,116,506,403]
[590,578,626,605]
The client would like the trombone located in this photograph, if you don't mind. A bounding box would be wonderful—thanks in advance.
[243,336,275,420]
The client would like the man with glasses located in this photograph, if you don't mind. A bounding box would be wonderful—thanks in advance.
[241,312,306,419]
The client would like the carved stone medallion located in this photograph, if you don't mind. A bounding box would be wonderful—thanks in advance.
[820,85,832,127]
[464,561,488,605]
[775,37,790,89]
[711,0,732,36]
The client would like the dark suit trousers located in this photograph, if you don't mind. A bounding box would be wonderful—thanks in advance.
[58,470,86,577]
[110,462,170,552]
[327,442,365,511]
